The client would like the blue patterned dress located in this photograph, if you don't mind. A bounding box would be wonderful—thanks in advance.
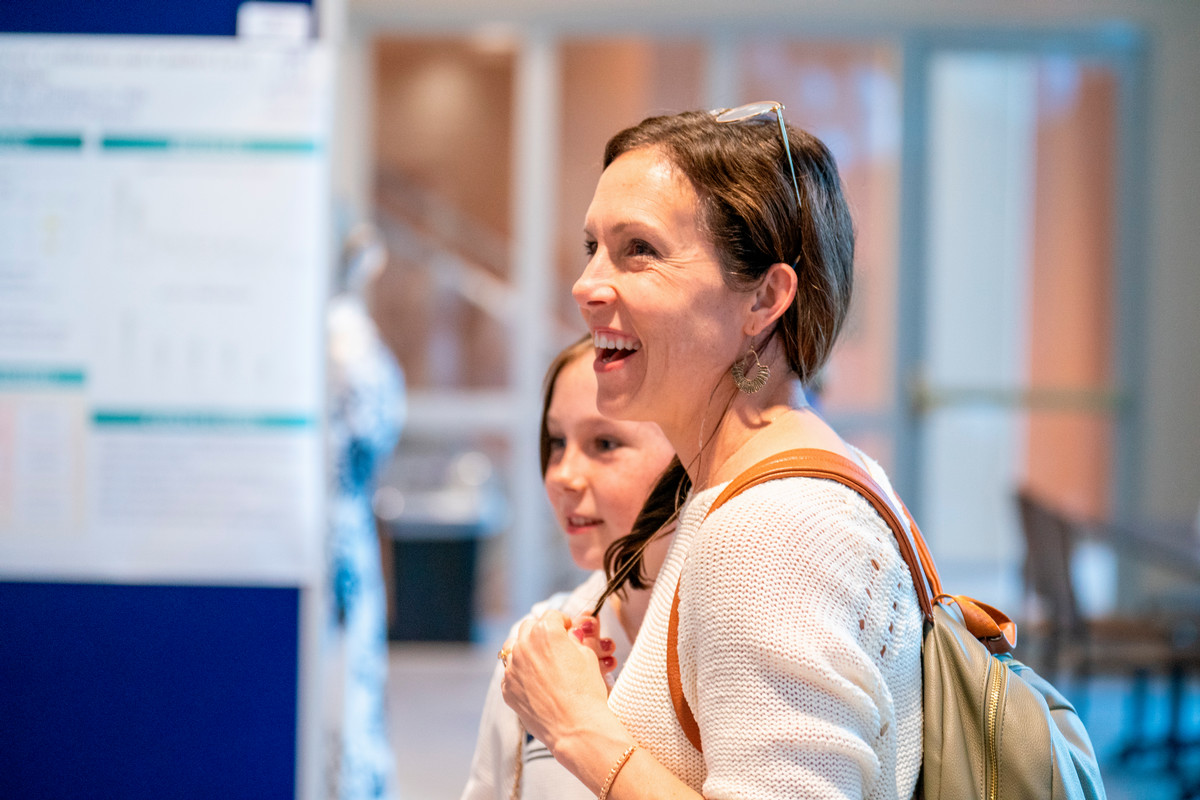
[324,294,405,800]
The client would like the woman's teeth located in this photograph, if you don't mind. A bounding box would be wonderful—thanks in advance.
[594,332,640,363]
[592,332,640,352]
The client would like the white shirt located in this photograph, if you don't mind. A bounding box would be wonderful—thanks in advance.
[461,572,633,800]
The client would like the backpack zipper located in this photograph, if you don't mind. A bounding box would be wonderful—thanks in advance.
[984,656,1006,800]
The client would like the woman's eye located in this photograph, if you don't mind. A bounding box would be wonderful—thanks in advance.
[583,240,597,258]
[629,239,656,258]
[548,436,566,452]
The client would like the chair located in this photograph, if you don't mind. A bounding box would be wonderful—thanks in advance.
[1015,489,1184,760]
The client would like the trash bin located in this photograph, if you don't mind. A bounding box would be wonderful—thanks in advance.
[374,448,506,642]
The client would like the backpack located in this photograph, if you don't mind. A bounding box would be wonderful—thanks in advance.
[665,449,1106,800]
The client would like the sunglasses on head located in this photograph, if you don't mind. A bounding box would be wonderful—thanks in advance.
[713,100,803,213]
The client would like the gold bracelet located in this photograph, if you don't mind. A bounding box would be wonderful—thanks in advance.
[597,743,638,800]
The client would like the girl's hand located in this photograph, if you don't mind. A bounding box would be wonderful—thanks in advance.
[500,610,612,753]
[571,613,618,679]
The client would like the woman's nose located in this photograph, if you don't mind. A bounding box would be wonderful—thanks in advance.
[572,255,617,311]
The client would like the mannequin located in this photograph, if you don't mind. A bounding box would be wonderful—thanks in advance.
[323,221,405,800]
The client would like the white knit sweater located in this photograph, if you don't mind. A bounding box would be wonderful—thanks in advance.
[607,456,923,800]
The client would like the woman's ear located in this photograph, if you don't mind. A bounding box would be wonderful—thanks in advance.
[745,262,798,337]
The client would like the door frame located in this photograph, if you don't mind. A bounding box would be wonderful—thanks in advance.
[893,26,1149,523]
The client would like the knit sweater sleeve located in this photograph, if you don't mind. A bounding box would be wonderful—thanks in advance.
[676,477,923,800]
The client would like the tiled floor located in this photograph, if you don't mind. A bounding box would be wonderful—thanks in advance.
[388,641,1196,800]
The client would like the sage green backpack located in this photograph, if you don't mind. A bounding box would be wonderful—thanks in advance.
[666,449,1106,800]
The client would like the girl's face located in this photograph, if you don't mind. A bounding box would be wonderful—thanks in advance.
[543,355,675,571]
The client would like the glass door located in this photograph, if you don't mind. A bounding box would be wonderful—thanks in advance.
[898,37,1144,612]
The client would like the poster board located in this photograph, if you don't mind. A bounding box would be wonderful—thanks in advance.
[0,35,330,584]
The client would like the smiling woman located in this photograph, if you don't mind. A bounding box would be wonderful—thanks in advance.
[577,147,753,437]
[498,107,922,800]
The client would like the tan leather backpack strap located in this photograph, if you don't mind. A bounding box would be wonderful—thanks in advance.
[665,448,939,754]
[667,581,703,751]
[908,506,944,599]
[946,594,1018,654]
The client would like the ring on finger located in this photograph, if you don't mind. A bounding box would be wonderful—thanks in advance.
[497,647,512,667]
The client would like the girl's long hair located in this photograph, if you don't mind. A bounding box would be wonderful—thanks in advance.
[600,456,690,602]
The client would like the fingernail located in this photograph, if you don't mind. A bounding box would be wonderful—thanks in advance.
[600,638,615,653]
[579,619,596,635]
[572,627,585,642]
[601,656,616,669]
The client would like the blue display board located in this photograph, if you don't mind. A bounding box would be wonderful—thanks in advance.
[0,582,300,799]
[0,0,313,36]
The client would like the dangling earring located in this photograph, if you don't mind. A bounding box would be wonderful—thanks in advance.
[731,347,770,394]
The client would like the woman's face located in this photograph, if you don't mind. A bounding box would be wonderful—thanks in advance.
[543,355,675,571]
[573,146,751,438]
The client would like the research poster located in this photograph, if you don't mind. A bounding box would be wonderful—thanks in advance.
[0,36,331,583]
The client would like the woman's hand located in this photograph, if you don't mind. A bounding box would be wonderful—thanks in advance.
[501,610,699,800]
[500,610,612,754]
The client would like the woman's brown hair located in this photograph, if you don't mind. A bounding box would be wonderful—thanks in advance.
[598,108,855,601]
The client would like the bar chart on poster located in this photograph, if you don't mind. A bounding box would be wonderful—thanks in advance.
[0,35,331,582]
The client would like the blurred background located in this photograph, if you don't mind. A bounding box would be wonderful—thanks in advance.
[2,0,1199,798]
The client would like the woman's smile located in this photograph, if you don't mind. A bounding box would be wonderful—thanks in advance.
[592,328,642,371]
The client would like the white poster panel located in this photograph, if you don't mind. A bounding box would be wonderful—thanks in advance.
[0,36,331,583]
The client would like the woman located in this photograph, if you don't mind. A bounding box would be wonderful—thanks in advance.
[499,105,923,800]
[461,336,675,800]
